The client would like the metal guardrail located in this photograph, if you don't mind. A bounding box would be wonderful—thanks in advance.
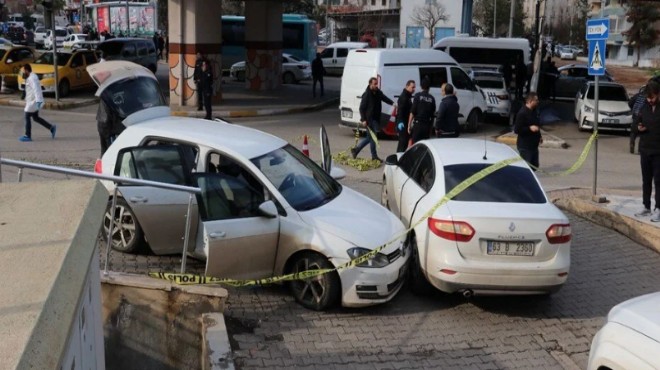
[0,155,202,274]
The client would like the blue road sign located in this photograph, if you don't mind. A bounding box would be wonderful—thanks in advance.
[588,39,606,76]
[587,18,610,40]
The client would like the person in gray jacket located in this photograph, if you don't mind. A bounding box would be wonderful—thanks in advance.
[434,83,460,138]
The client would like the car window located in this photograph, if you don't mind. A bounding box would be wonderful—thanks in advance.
[320,48,333,58]
[586,85,628,101]
[83,51,96,65]
[147,40,156,54]
[287,55,302,62]
[137,41,147,56]
[98,42,122,56]
[337,48,349,58]
[398,144,425,177]
[70,53,84,67]
[122,43,136,58]
[419,67,447,88]
[34,52,69,66]
[572,68,588,78]
[114,145,190,186]
[444,164,546,203]
[451,67,476,91]
[55,29,68,37]
[579,84,588,97]
[144,139,198,171]
[474,78,504,89]
[101,76,167,119]
[410,150,435,192]
[282,56,289,63]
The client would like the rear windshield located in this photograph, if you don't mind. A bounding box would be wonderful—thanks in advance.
[444,163,546,203]
[98,42,123,56]
[475,79,504,89]
[101,76,166,119]
[586,86,628,101]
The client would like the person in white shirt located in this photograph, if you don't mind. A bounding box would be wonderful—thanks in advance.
[19,63,56,142]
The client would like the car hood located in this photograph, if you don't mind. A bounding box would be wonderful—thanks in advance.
[30,64,65,74]
[584,99,630,112]
[607,292,660,342]
[298,187,405,254]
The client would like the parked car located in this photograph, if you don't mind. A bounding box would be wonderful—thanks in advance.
[17,48,98,96]
[0,45,36,87]
[568,45,584,56]
[574,81,632,132]
[381,139,571,296]
[559,47,576,60]
[89,61,410,310]
[320,41,369,75]
[63,33,88,49]
[44,27,70,49]
[7,26,26,45]
[588,292,660,370]
[472,70,511,120]
[554,64,613,100]
[96,38,158,73]
[34,26,47,48]
[230,53,311,84]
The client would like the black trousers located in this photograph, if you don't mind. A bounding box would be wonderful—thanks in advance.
[411,122,432,144]
[313,76,324,97]
[196,82,203,109]
[396,127,410,152]
[630,115,639,152]
[518,147,540,171]
[203,93,212,120]
[640,153,660,210]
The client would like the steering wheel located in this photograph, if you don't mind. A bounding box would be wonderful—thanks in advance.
[279,173,297,192]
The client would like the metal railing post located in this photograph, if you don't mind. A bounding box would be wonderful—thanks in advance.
[180,193,195,274]
[17,167,23,182]
[104,186,119,275]
[0,151,3,183]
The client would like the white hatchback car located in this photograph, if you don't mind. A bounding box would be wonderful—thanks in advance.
[230,53,311,84]
[588,292,660,370]
[381,139,571,296]
[574,81,632,132]
[472,70,511,119]
[88,61,409,310]
[559,47,576,60]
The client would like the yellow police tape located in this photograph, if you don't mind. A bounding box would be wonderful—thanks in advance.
[150,156,522,287]
[530,131,597,176]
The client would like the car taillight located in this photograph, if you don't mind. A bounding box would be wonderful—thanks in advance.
[496,94,509,100]
[94,159,102,173]
[428,218,475,242]
[546,224,571,244]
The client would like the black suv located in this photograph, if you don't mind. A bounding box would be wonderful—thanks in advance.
[7,26,26,45]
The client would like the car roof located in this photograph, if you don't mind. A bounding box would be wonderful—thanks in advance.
[423,138,526,167]
[326,41,369,48]
[584,81,625,88]
[126,116,288,159]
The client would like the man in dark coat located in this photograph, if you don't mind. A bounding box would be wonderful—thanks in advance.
[395,80,415,152]
[312,53,325,98]
[408,77,436,144]
[514,92,542,170]
[434,83,460,138]
[158,34,165,60]
[199,60,214,120]
[351,77,394,162]
[634,81,660,221]
[193,53,205,111]
[96,92,126,155]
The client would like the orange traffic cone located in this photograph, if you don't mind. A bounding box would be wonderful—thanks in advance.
[302,135,310,157]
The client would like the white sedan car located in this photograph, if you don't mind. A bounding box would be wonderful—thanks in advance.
[230,53,311,84]
[559,47,576,60]
[574,81,632,132]
[62,33,88,49]
[88,61,409,310]
[472,71,511,119]
[588,292,660,370]
[382,139,571,296]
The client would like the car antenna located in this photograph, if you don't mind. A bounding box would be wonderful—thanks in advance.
[482,134,488,160]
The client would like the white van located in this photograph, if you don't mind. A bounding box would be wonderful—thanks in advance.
[320,41,369,75]
[433,36,530,72]
[339,48,487,134]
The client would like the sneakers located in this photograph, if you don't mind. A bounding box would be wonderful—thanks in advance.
[50,125,57,139]
[350,147,358,159]
[18,135,32,142]
[652,209,660,223]
[635,208,652,217]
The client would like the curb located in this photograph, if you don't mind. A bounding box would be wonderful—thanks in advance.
[495,129,568,149]
[0,96,98,110]
[171,97,339,118]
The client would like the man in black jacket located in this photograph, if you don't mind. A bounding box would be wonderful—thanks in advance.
[408,77,436,144]
[395,80,415,152]
[193,53,204,111]
[434,83,460,138]
[514,92,542,170]
[96,92,126,155]
[199,60,214,120]
[634,81,660,221]
[351,77,394,162]
[312,53,325,98]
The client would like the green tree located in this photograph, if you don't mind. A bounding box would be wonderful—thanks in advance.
[474,0,526,37]
[624,0,660,66]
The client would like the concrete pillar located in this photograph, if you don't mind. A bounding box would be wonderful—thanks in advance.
[244,1,283,91]
[461,0,474,35]
[167,0,222,107]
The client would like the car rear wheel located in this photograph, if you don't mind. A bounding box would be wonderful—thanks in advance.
[466,110,480,133]
[58,79,70,97]
[288,252,340,310]
[101,198,145,253]
[409,236,434,295]
[282,72,296,84]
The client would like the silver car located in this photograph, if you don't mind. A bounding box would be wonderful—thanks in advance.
[230,53,311,84]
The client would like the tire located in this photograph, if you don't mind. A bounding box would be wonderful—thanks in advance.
[101,198,145,253]
[58,79,70,97]
[288,252,341,310]
[236,71,245,82]
[409,236,434,295]
[283,72,296,84]
[466,110,480,133]
[381,176,390,210]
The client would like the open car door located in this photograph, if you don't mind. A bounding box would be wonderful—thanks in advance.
[320,124,346,180]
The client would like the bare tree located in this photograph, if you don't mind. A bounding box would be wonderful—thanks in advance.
[410,0,449,46]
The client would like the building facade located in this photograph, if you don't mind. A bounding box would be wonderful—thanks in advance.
[399,0,464,48]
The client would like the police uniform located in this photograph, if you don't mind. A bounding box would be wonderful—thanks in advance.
[410,90,436,143]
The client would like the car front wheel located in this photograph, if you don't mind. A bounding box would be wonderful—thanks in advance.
[466,110,480,133]
[101,198,145,253]
[288,252,340,310]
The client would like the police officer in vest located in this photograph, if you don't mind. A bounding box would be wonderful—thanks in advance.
[408,77,436,144]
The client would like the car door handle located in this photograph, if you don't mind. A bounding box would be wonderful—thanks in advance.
[128,196,148,203]
[209,231,226,239]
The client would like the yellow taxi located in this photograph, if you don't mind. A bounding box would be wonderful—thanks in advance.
[0,45,37,87]
[18,48,99,97]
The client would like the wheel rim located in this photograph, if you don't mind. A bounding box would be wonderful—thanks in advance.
[291,257,328,306]
[103,203,137,251]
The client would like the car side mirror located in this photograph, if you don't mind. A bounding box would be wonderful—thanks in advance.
[385,154,398,166]
[329,166,346,180]
[258,200,278,218]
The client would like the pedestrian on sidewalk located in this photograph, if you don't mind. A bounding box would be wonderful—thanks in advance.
[634,81,660,222]
[395,80,415,152]
[193,53,205,111]
[434,83,460,138]
[199,60,214,120]
[19,64,56,142]
[158,34,165,60]
[630,85,647,154]
[351,77,394,162]
[311,53,325,98]
[408,77,436,144]
[514,92,542,171]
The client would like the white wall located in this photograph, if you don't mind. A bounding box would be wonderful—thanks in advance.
[400,0,463,47]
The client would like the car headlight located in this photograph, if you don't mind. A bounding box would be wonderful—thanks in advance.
[584,105,594,113]
[346,247,390,268]
[42,73,54,79]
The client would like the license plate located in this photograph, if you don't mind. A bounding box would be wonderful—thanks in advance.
[603,118,619,123]
[341,110,353,119]
[487,241,535,256]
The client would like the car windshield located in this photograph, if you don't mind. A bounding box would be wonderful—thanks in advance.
[101,76,166,119]
[475,78,504,89]
[287,54,302,62]
[0,50,6,60]
[251,145,341,211]
[34,52,71,66]
[444,163,546,203]
[55,29,68,37]
[587,86,628,101]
